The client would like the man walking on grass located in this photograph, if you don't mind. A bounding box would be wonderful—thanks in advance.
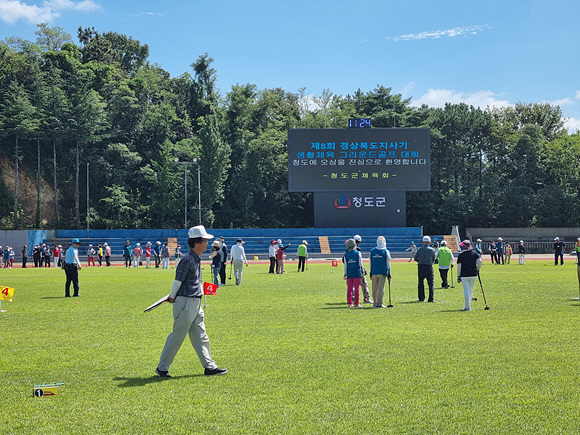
[156,225,227,378]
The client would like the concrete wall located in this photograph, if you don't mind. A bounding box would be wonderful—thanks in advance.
[0,230,31,253]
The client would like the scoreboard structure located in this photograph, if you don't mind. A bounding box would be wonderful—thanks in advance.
[287,127,431,227]
[288,128,430,193]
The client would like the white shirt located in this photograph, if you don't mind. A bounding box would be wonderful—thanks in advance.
[231,243,248,263]
[269,244,277,257]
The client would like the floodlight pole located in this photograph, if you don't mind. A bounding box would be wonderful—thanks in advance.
[175,158,202,228]
[86,162,89,238]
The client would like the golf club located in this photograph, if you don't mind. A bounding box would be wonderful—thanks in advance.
[228,260,233,280]
[450,265,455,288]
[387,276,393,307]
[477,272,490,310]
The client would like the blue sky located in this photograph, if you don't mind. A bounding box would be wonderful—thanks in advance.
[2,0,580,131]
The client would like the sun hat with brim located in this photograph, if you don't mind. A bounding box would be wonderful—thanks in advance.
[236,239,244,244]
[188,225,214,239]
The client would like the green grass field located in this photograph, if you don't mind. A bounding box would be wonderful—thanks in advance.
[2,259,580,434]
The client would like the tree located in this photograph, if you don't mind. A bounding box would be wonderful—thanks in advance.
[0,81,39,228]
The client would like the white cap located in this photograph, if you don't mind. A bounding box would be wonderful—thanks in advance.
[498,237,503,241]
[277,239,282,244]
[520,240,524,243]
[354,235,362,242]
[188,225,214,239]
[302,240,308,245]
[555,237,560,240]
[422,236,431,243]
[440,240,447,246]
[477,239,482,242]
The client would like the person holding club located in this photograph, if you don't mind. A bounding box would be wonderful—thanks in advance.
[456,240,482,311]
[369,236,391,308]
[343,238,363,308]
[437,240,455,289]
[156,225,227,378]
[414,236,437,302]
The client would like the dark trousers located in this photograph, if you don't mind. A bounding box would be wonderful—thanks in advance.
[124,255,131,267]
[155,254,160,268]
[555,252,564,265]
[22,257,27,268]
[105,255,110,266]
[269,257,276,273]
[98,255,102,266]
[417,264,434,302]
[298,256,306,272]
[497,252,504,264]
[490,253,497,264]
[220,263,226,284]
[439,268,449,288]
[65,265,80,297]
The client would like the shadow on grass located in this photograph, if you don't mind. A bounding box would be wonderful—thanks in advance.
[41,296,68,299]
[321,304,350,310]
[114,374,202,387]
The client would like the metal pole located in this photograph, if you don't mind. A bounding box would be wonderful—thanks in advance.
[197,163,201,224]
[184,163,188,229]
[86,162,89,237]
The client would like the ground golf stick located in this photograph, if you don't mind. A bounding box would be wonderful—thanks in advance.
[450,265,455,288]
[477,272,490,310]
[228,260,233,280]
[387,277,393,307]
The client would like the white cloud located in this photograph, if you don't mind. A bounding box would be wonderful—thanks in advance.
[543,97,575,108]
[576,90,580,100]
[411,88,511,110]
[394,25,489,41]
[564,117,580,133]
[0,0,99,24]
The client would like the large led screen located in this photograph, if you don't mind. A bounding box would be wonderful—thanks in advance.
[288,128,430,192]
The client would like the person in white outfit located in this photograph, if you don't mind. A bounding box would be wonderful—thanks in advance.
[230,239,249,285]
[456,240,483,311]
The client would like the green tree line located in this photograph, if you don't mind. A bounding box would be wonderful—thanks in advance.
[1,25,579,233]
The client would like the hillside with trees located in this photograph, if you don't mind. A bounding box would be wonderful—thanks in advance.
[1,24,579,233]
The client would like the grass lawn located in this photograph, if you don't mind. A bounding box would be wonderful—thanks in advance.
[2,258,580,434]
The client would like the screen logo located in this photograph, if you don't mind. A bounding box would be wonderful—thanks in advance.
[334,195,351,209]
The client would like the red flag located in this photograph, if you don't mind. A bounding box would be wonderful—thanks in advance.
[203,282,217,295]
[331,260,338,267]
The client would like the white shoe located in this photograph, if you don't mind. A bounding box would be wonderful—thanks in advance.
[461,307,471,311]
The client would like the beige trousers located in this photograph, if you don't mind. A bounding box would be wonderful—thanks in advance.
[158,296,217,372]
[371,275,386,306]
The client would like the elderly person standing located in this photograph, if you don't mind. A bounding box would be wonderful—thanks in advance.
[456,240,482,311]
[554,237,565,266]
[414,236,437,302]
[231,238,249,285]
[369,236,391,308]
[297,240,308,272]
[343,238,363,308]
[268,240,278,274]
[437,240,455,289]
[64,238,82,297]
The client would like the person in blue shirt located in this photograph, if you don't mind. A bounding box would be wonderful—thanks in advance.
[496,237,505,265]
[123,240,132,268]
[369,236,391,308]
[64,238,81,297]
[343,238,363,308]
